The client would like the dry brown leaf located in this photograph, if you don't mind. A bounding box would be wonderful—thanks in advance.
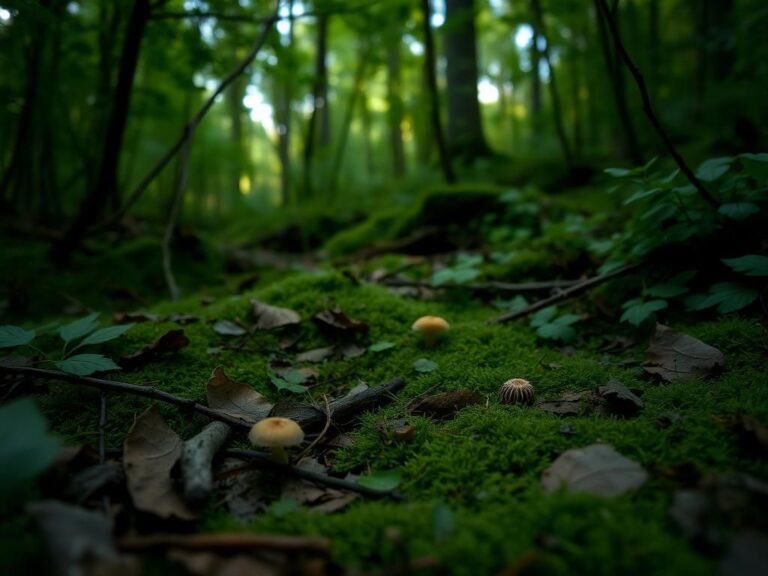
[118,329,190,370]
[312,309,369,334]
[169,551,281,576]
[206,367,272,425]
[643,324,723,382]
[409,390,484,420]
[597,380,644,417]
[123,407,196,520]
[541,443,648,496]
[250,299,301,329]
[295,347,335,363]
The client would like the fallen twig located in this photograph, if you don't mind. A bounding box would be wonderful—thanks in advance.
[488,264,641,323]
[296,395,332,460]
[181,421,232,504]
[226,449,406,500]
[0,366,405,433]
[0,366,252,429]
[382,277,581,293]
[119,532,331,555]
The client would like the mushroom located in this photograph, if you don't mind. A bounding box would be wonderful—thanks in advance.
[248,417,305,464]
[499,378,535,405]
[411,316,449,347]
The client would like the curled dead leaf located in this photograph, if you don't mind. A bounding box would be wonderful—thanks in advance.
[643,324,723,382]
[206,367,272,425]
[250,299,301,330]
[118,329,190,371]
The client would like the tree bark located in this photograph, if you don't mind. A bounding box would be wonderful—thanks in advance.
[420,0,456,183]
[303,13,330,199]
[386,36,407,178]
[53,0,151,262]
[530,0,573,167]
[276,0,294,205]
[444,0,491,159]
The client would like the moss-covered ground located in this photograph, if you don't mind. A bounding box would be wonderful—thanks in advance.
[1,184,766,575]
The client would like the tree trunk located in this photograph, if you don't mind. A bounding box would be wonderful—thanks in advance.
[530,13,542,138]
[303,13,330,198]
[421,0,456,183]
[276,0,294,205]
[386,37,406,178]
[444,0,491,160]
[530,0,573,167]
[360,88,374,176]
[329,43,369,193]
[54,0,151,262]
[594,0,642,164]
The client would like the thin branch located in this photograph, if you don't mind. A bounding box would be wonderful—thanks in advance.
[488,264,641,323]
[225,449,405,500]
[596,0,719,209]
[119,532,332,555]
[93,2,280,233]
[0,366,252,429]
[296,395,332,460]
[381,278,582,293]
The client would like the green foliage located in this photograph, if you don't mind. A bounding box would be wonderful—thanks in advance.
[723,255,768,276]
[431,254,483,286]
[0,314,132,376]
[413,358,439,373]
[0,398,60,499]
[357,469,402,491]
[530,307,580,342]
[269,371,309,394]
[370,341,397,352]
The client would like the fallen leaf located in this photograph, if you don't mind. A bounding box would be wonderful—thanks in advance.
[413,358,438,373]
[212,320,247,336]
[29,500,117,576]
[295,347,335,363]
[541,443,648,496]
[312,309,369,334]
[118,329,190,370]
[339,342,366,359]
[250,299,301,329]
[206,367,272,424]
[123,407,195,520]
[357,469,402,491]
[378,418,415,444]
[538,399,581,416]
[112,311,160,324]
[168,313,199,325]
[169,551,281,576]
[643,324,723,382]
[720,531,768,576]
[597,380,644,417]
[214,458,269,522]
[410,390,484,420]
[344,382,369,398]
[370,341,396,353]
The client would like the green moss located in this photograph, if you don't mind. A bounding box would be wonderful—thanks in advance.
[9,261,768,575]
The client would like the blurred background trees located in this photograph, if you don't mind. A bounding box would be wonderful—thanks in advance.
[0,0,765,237]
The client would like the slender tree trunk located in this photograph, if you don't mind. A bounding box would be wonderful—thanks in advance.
[444,0,491,159]
[54,0,151,262]
[594,0,642,164]
[647,0,660,101]
[530,14,542,139]
[276,1,294,205]
[530,0,573,167]
[329,44,369,193]
[386,37,406,178]
[420,0,456,183]
[303,13,330,198]
[360,88,375,176]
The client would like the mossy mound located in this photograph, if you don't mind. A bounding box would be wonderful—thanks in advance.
[10,268,767,574]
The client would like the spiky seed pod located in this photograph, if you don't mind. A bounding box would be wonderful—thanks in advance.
[499,378,535,405]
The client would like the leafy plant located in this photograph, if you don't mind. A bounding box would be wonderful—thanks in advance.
[269,370,309,394]
[431,253,483,286]
[0,314,132,376]
[530,306,580,342]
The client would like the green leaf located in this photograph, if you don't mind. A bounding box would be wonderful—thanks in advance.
[644,284,689,298]
[492,295,528,312]
[701,282,759,313]
[79,324,134,346]
[269,374,308,394]
[0,398,60,497]
[723,254,768,277]
[536,323,576,342]
[718,202,760,221]
[413,358,438,373]
[357,469,401,491]
[0,325,36,349]
[553,314,580,326]
[605,167,631,177]
[530,306,558,328]
[620,299,668,326]
[696,157,733,182]
[739,153,768,182]
[432,503,455,543]
[451,268,480,284]
[58,313,100,344]
[54,354,121,376]
[623,187,663,205]
[431,269,456,286]
[269,497,298,517]
[370,341,396,352]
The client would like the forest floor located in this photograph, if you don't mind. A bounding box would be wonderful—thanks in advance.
[1,182,767,575]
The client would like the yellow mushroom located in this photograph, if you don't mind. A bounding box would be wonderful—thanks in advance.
[248,417,305,464]
[411,316,450,347]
